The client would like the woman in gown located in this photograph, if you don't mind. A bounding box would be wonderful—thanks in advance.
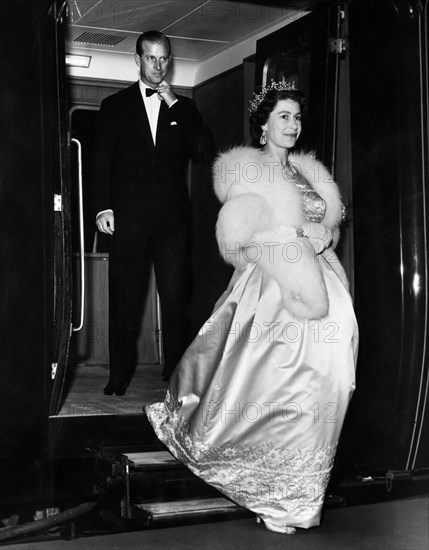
[146,80,358,534]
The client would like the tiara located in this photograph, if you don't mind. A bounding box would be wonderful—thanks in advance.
[248,77,297,113]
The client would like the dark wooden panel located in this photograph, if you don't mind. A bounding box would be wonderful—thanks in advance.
[337,0,428,475]
[190,67,244,334]
[0,0,62,502]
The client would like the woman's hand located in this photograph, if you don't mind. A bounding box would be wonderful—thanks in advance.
[300,222,332,254]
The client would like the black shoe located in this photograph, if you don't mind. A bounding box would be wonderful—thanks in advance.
[103,380,128,396]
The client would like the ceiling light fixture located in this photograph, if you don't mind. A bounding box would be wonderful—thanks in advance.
[65,54,92,68]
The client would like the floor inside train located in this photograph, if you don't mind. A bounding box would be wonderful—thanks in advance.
[56,363,166,417]
[7,496,429,549]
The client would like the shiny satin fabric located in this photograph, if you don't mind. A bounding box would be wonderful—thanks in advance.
[146,257,358,532]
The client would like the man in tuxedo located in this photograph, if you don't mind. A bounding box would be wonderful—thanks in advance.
[93,31,213,395]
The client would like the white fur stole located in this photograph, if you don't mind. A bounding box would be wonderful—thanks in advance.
[212,146,345,320]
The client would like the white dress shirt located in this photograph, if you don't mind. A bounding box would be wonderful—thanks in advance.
[138,80,161,145]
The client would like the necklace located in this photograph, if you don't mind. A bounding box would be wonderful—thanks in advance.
[261,148,297,179]
[283,161,297,179]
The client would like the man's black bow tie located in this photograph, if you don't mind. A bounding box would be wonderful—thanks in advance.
[146,88,158,97]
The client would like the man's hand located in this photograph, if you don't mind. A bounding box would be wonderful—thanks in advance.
[96,211,115,235]
[156,80,177,107]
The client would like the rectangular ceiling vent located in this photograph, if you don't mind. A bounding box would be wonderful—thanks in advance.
[74,32,126,47]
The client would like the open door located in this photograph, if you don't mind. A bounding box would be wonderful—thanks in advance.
[0,0,70,502]
[255,3,354,282]
[338,0,429,474]
[255,2,345,171]
[48,89,163,418]
[49,2,73,416]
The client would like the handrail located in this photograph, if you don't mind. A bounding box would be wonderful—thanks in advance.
[71,138,85,332]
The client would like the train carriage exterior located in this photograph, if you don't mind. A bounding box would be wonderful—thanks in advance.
[0,0,427,543]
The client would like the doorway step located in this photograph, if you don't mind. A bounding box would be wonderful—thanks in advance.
[93,447,252,529]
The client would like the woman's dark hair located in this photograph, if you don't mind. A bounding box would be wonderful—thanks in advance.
[136,30,171,56]
[249,88,305,146]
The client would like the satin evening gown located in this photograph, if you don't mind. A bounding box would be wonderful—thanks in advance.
[146,171,358,533]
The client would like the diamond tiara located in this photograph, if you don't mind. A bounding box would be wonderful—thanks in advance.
[248,77,297,113]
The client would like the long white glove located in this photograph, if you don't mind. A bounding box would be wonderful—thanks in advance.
[301,222,332,254]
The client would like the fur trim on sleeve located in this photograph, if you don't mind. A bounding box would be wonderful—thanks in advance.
[217,215,329,318]
[250,227,329,320]
[216,193,272,268]
[213,146,262,203]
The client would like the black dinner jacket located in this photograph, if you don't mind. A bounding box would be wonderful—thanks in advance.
[92,82,212,226]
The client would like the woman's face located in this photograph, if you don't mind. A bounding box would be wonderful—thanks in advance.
[261,99,302,153]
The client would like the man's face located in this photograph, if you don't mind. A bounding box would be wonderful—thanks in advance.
[135,41,171,87]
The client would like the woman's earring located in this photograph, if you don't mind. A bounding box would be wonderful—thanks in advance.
[260,129,267,145]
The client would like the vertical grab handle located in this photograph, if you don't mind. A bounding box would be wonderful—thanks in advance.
[71,138,85,332]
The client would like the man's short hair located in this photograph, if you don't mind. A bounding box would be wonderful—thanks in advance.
[136,31,171,56]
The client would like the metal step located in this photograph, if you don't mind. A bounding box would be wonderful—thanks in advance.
[96,447,221,504]
[124,450,180,469]
[132,497,250,526]
[95,447,251,526]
